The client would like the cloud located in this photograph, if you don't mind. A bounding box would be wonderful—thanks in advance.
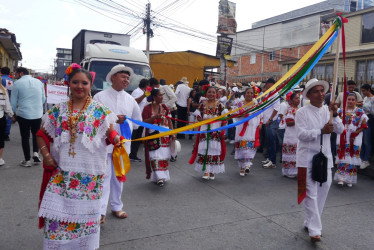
[0,19,11,26]
[53,35,72,48]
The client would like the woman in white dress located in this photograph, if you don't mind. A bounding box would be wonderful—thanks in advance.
[234,87,262,176]
[191,86,226,180]
[281,92,300,178]
[142,88,175,187]
[335,93,368,187]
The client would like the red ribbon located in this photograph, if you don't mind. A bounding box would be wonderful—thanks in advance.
[337,14,348,160]
[189,127,201,164]
[254,126,260,148]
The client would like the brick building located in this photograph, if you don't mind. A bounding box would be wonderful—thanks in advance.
[228,0,374,84]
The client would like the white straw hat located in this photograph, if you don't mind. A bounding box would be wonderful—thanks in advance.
[106,64,133,84]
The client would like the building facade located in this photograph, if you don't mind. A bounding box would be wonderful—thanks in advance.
[0,28,22,71]
[55,48,72,80]
[228,0,374,84]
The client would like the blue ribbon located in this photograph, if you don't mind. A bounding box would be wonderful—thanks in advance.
[125,30,337,136]
[120,120,132,140]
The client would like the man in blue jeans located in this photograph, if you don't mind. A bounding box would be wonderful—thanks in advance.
[261,78,280,168]
[11,67,45,167]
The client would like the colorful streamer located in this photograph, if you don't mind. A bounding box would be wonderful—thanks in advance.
[124,21,340,142]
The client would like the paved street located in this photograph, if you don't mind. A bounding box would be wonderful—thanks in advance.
[1,123,374,250]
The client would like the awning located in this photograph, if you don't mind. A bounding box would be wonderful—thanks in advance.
[0,33,22,60]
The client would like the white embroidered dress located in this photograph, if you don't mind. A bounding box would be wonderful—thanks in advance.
[282,107,298,177]
[234,101,262,169]
[194,101,226,174]
[38,100,117,250]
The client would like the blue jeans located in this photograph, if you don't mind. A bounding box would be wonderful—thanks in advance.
[360,119,372,161]
[266,120,279,164]
[277,129,285,149]
[5,116,11,135]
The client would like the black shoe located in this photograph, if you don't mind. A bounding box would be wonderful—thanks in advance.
[4,135,9,141]
[129,156,142,162]
[170,156,177,162]
[157,180,164,187]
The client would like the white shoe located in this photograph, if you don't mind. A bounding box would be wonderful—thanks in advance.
[347,183,352,187]
[229,140,235,144]
[262,159,270,164]
[20,160,32,168]
[0,158,4,166]
[337,180,344,186]
[33,152,41,163]
[360,161,370,169]
[263,161,276,168]
[202,174,210,180]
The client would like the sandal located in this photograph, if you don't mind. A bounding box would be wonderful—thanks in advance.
[100,215,106,224]
[111,210,127,219]
[310,235,321,242]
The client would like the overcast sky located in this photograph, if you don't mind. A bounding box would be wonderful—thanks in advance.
[1,0,324,72]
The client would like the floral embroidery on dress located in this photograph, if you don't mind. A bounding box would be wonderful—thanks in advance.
[47,101,112,141]
[198,101,224,118]
[235,140,255,149]
[47,170,104,200]
[282,144,297,154]
[197,154,223,165]
[150,159,169,172]
[338,108,364,127]
[336,163,357,176]
[44,219,99,241]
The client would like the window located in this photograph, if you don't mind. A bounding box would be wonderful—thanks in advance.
[356,60,374,82]
[350,0,357,11]
[250,53,256,64]
[362,12,374,43]
[311,63,334,80]
[269,51,275,61]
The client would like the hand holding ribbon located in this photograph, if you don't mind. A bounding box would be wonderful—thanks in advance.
[112,137,131,182]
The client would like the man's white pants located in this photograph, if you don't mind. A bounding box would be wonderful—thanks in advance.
[304,168,332,237]
[101,153,124,215]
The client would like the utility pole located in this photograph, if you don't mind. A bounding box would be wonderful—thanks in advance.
[144,3,152,60]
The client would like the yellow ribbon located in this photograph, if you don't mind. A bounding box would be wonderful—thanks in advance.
[127,24,337,142]
[112,139,130,182]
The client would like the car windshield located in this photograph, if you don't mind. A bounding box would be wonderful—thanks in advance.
[89,61,151,92]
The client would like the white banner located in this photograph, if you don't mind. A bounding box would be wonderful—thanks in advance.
[46,84,69,104]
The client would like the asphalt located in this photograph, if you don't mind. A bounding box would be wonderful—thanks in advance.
[0,123,373,250]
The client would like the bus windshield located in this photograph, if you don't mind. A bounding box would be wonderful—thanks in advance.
[89,60,152,93]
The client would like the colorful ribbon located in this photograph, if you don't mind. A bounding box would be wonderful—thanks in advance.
[112,139,130,182]
[120,120,132,140]
[123,21,339,142]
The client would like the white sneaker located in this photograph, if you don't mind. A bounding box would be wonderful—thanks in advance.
[20,160,32,168]
[347,183,353,187]
[0,158,5,166]
[262,158,270,164]
[360,161,370,169]
[33,152,41,163]
[229,140,235,144]
[263,161,276,168]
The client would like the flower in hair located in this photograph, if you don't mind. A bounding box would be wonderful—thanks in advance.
[64,63,82,85]
[145,87,152,97]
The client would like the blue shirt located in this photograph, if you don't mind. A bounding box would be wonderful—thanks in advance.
[11,75,45,119]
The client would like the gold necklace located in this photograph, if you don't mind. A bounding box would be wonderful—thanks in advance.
[67,96,91,158]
